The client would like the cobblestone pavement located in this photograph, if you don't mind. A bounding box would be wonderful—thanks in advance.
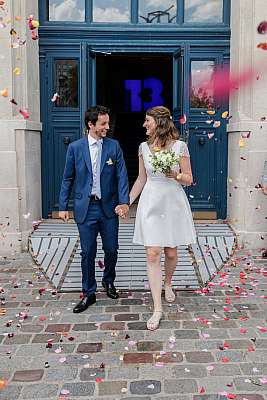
[0,249,267,400]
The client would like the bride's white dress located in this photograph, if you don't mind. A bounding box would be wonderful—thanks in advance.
[133,140,196,247]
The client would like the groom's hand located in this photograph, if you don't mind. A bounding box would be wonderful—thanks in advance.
[115,204,129,218]
[59,211,70,222]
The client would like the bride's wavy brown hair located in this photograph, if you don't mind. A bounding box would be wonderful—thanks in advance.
[146,106,179,148]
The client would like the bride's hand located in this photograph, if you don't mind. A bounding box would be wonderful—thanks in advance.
[165,170,177,179]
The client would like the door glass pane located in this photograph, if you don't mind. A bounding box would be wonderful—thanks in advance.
[48,0,85,21]
[93,0,130,22]
[139,0,176,24]
[184,0,223,23]
[55,60,78,108]
[191,61,215,108]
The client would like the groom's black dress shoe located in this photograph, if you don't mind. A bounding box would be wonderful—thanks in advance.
[73,294,96,313]
[102,281,119,299]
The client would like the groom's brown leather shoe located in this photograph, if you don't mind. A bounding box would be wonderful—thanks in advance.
[73,294,96,313]
[102,281,119,299]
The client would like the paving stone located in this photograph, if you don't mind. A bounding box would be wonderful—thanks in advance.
[209,363,241,376]
[0,385,22,399]
[166,309,191,319]
[209,320,238,328]
[172,364,207,378]
[240,363,267,375]
[64,354,93,366]
[32,334,61,343]
[128,322,147,330]
[185,351,214,363]
[61,382,95,397]
[174,330,199,339]
[234,376,265,391]
[121,299,143,305]
[200,329,230,339]
[77,342,102,353]
[3,334,32,345]
[137,341,163,351]
[246,349,267,362]
[123,353,153,364]
[155,352,183,363]
[12,369,44,382]
[100,322,125,330]
[87,314,112,322]
[255,339,267,348]
[107,366,139,380]
[130,380,161,395]
[45,324,71,333]
[45,366,78,381]
[20,383,59,398]
[234,303,259,311]
[72,323,98,331]
[98,381,127,396]
[20,324,44,333]
[105,305,131,313]
[115,313,139,321]
[215,350,246,362]
[224,311,248,319]
[47,343,75,354]
[80,367,105,381]
[164,379,198,393]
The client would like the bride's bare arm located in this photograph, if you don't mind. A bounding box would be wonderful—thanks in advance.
[176,156,193,186]
[129,155,147,205]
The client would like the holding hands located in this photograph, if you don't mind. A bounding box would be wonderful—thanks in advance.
[115,204,129,218]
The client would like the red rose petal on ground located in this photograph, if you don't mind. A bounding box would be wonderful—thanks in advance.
[199,387,205,394]
[221,357,230,363]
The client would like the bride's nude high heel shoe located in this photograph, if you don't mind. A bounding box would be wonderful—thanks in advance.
[146,310,163,331]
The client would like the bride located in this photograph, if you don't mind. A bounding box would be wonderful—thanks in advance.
[129,106,196,330]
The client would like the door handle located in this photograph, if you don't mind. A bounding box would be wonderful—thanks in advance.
[198,137,206,145]
[63,136,71,145]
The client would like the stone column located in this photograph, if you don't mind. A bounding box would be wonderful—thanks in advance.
[227,0,267,249]
[0,0,41,254]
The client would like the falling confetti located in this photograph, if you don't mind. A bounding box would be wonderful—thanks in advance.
[13,67,21,75]
[0,88,8,97]
[179,114,187,124]
[257,21,267,34]
[257,43,267,50]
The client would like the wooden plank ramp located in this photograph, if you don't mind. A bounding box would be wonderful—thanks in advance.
[29,221,236,292]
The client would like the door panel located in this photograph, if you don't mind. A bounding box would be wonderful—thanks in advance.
[41,51,81,217]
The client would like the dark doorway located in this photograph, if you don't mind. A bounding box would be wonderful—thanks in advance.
[96,54,173,186]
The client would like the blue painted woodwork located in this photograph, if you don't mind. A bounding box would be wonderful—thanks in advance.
[39,0,231,219]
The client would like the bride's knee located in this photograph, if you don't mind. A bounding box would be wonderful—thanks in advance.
[164,248,177,262]
[147,248,161,264]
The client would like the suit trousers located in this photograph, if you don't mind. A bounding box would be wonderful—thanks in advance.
[77,198,119,295]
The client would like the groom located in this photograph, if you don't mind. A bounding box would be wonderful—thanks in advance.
[59,106,129,313]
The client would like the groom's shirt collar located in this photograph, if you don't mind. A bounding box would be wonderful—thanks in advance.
[88,132,103,146]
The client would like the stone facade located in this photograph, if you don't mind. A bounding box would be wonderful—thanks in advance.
[227,0,267,249]
[0,0,42,254]
[0,0,266,254]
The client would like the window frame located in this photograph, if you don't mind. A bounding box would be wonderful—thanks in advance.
[52,57,80,110]
[39,0,230,27]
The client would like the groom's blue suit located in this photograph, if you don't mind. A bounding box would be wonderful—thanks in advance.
[59,136,129,295]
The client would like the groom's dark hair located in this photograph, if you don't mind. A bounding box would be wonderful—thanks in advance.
[84,105,110,128]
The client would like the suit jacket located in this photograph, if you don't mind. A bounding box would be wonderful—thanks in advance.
[59,136,129,223]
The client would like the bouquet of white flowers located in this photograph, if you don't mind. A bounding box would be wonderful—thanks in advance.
[150,148,179,174]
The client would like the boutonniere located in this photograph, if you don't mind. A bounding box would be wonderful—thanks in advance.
[106,158,114,165]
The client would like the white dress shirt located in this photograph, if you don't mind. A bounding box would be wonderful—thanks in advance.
[88,134,102,197]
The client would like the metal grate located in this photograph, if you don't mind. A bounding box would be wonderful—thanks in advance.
[30,222,236,292]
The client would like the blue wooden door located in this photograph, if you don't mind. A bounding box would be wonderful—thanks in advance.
[40,49,82,217]
[173,48,229,219]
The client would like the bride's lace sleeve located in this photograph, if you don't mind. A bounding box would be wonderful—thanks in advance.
[180,141,190,157]
[138,143,143,157]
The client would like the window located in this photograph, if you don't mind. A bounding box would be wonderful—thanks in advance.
[93,0,130,23]
[139,0,176,24]
[48,0,85,21]
[184,0,223,23]
[54,60,78,108]
[190,61,215,108]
